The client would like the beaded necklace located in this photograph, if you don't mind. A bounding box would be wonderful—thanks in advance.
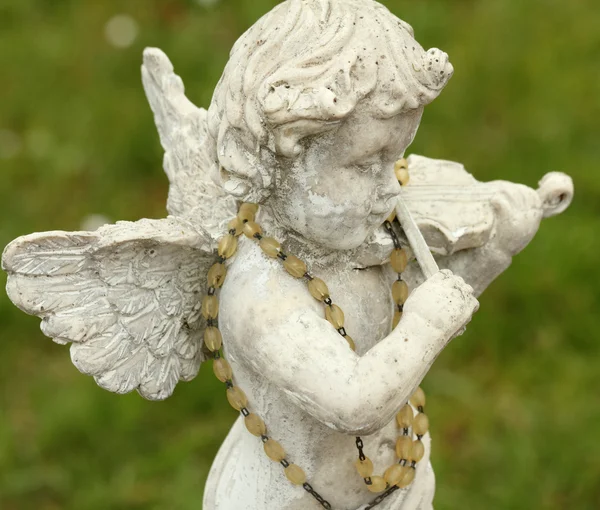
[202,159,431,509]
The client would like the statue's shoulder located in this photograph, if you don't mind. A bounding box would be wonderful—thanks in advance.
[220,240,320,338]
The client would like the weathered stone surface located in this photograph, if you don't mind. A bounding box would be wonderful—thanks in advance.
[2,1,573,509]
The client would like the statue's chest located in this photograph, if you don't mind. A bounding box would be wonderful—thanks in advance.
[318,265,394,354]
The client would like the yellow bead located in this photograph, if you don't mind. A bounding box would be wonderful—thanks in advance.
[387,209,397,223]
[384,464,408,486]
[411,440,425,463]
[410,387,426,409]
[213,358,232,382]
[392,280,409,305]
[396,405,414,429]
[395,435,413,460]
[207,263,227,288]
[325,304,345,329]
[244,413,267,437]
[201,295,219,319]
[226,386,248,411]
[396,168,410,186]
[259,237,281,258]
[307,277,330,301]
[243,221,262,239]
[218,234,238,259]
[355,457,374,478]
[367,476,387,493]
[345,335,356,352]
[394,158,408,171]
[390,249,408,273]
[204,327,222,352]
[228,217,244,236]
[238,202,259,223]
[284,464,306,486]
[264,439,285,462]
[397,467,416,488]
[394,159,410,186]
[413,413,430,437]
[283,255,307,278]
[393,310,403,328]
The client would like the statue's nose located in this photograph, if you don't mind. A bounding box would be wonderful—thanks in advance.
[537,172,574,218]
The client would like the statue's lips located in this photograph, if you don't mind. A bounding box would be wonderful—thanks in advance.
[370,199,398,217]
[370,206,393,215]
[367,210,391,226]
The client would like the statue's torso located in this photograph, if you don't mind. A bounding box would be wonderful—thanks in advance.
[204,239,434,510]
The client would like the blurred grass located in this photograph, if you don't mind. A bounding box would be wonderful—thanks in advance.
[0,0,598,509]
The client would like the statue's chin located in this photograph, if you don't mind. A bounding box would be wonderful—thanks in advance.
[282,214,376,253]
[314,230,372,252]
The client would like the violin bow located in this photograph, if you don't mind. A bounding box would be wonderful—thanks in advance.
[395,195,439,279]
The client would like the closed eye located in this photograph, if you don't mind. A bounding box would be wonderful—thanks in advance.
[355,151,384,173]
[355,161,382,174]
[356,163,375,173]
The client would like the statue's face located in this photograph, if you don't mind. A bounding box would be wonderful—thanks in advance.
[269,104,424,250]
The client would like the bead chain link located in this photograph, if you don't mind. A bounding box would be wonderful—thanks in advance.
[204,203,332,508]
[352,159,430,508]
[365,485,400,509]
[202,159,429,509]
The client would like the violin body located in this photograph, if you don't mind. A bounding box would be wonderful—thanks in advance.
[356,154,573,296]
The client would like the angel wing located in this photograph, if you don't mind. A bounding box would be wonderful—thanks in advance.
[2,217,215,400]
[141,47,236,238]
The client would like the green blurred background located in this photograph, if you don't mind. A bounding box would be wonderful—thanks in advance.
[0,0,598,509]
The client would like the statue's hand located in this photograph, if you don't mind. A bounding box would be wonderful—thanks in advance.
[405,269,479,338]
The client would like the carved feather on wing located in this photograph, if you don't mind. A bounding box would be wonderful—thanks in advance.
[141,47,237,238]
[2,217,215,400]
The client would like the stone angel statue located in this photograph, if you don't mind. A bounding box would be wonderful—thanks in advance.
[2,1,573,509]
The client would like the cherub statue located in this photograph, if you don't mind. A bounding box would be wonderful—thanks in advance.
[2,1,573,509]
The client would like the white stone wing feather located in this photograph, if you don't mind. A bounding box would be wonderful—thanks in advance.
[2,217,214,401]
[142,47,236,238]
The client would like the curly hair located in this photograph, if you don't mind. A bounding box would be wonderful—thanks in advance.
[207,0,453,201]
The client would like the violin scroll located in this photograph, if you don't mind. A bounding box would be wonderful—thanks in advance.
[537,172,574,218]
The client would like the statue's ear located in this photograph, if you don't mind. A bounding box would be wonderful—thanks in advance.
[215,125,277,204]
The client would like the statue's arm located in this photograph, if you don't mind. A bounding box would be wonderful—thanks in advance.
[229,270,478,435]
